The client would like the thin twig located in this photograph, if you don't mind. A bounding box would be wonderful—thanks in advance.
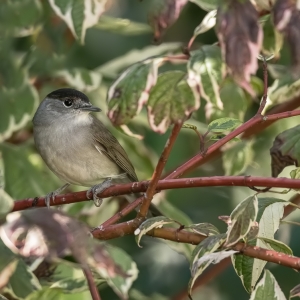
[83,267,101,300]
[138,122,183,218]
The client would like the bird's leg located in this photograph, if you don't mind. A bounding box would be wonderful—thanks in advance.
[45,183,70,208]
[86,178,113,207]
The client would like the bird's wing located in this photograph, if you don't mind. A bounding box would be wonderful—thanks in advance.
[90,116,138,182]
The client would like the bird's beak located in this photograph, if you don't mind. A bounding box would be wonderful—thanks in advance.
[81,105,101,112]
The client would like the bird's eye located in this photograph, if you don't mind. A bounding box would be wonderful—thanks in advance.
[63,99,73,108]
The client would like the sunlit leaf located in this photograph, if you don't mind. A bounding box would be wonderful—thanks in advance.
[257,237,292,255]
[208,118,242,133]
[189,234,226,296]
[232,198,288,293]
[94,15,151,35]
[189,223,220,236]
[107,58,163,126]
[147,71,197,133]
[260,15,283,58]
[226,195,258,247]
[48,0,107,44]
[187,45,225,110]
[135,216,175,247]
[249,270,286,300]
[193,10,217,36]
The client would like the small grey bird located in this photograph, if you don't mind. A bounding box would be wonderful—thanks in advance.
[32,88,160,215]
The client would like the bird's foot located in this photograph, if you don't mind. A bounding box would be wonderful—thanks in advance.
[44,183,70,208]
[86,178,113,207]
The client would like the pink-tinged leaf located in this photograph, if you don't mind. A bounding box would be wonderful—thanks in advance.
[149,0,188,42]
[107,58,163,126]
[216,0,263,96]
[147,71,197,134]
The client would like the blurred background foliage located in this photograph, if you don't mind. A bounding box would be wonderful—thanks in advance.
[1,0,300,299]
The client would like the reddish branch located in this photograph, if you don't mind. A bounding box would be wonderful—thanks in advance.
[13,175,300,211]
[83,268,101,300]
[138,122,183,218]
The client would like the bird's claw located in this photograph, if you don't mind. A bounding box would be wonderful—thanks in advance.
[45,192,56,208]
[86,178,113,208]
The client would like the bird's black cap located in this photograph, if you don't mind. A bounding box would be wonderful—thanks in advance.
[47,88,90,103]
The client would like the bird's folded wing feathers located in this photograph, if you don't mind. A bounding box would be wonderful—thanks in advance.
[91,117,138,182]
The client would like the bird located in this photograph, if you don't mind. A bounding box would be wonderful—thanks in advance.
[32,88,160,216]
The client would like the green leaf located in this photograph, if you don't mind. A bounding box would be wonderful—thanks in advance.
[257,237,293,255]
[48,0,107,44]
[189,223,220,236]
[97,245,138,300]
[0,240,41,298]
[135,216,175,247]
[25,288,63,300]
[0,189,14,218]
[96,43,181,78]
[187,45,225,110]
[268,75,300,105]
[147,71,198,133]
[249,270,286,300]
[50,277,100,294]
[54,68,102,92]
[0,0,42,37]
[107,58,162,126]
[208,118,242,133]
[0,143,59,199]
[0,59,39,142]
[189,234,226,296]
[270,125,300,177]
[260,15,283,58]
[222,141,254,176]
[193,10,217,37]
[130,289,169,300]
[232,198,288,293]
[206,78,251,121]
[189,0,220,11]
[94,15,151,35]
[226,195,258,247]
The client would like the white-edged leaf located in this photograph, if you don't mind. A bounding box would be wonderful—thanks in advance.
[257,237,292,255]
[94,15,151,35]
[107,58,163,126]
[232,198,288,293]
[48,0,107,44]
[0,190,14,218]
[189,223,220,236]
[189,234,226,296]
[97,43,181,78]
[193,10,217,36]
[54,68,102,92]
[50,277,95,294]
[97,245,138,300]
[208,118,242,133]
[187,45,225,110]
[290,283,300,299]
[134,216,175,248]
[222,141,254,176]
[189,0,219,11]
[226,195,258,247]
[268,75,300,106]
[147,71,198,134]
[249,270,286,300]
[0,0,42,37]
[0,66,39,142]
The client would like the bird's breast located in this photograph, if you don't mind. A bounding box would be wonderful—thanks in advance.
[33,123,122,186]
